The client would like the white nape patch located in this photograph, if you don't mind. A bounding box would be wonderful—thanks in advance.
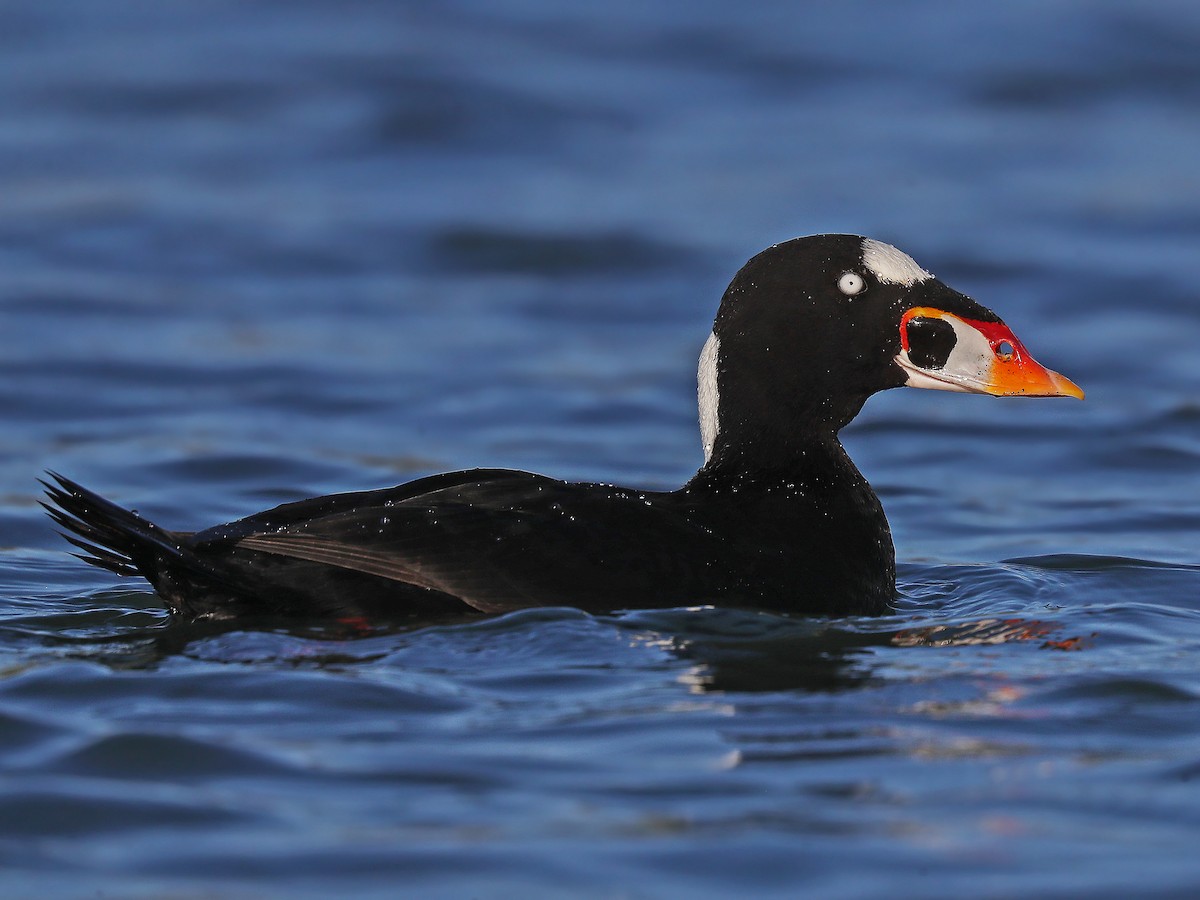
[862,238,933,286]
[697,331,720,462]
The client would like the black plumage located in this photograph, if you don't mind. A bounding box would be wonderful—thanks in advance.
[43,234,1080,621]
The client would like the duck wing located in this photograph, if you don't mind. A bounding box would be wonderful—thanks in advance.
[202,470,721,613]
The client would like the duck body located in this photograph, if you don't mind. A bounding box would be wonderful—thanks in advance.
[45,234,1081,621]
[46,437,890,618]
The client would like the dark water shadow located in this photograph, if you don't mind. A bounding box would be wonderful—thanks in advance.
[6,556,1102,690]
[608,604,1075,694]
[12,598,890,692]
[608,608,895,694]
[0,589,485,671]
[4,582,898,689]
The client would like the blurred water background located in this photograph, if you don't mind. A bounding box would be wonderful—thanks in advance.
[2,1,1199,896]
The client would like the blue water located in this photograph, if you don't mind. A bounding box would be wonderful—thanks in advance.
[2,1,1200,896]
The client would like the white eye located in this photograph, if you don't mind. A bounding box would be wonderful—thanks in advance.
[837,271,865,296]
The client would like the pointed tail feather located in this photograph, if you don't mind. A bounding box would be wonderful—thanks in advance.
[40,472,183,580]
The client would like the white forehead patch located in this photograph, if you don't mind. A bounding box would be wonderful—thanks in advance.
[861,238,933,286]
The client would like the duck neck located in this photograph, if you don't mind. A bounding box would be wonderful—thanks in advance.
[690,432,875,508]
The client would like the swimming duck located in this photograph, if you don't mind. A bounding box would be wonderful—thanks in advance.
[44,234,1082,620]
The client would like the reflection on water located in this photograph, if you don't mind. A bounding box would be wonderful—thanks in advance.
[624,610,888,694]
[13,573,1086,696]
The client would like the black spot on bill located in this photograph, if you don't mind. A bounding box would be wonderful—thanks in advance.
[906,317,957,371]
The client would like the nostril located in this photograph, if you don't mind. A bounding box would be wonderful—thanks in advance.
[995,340,1015,360]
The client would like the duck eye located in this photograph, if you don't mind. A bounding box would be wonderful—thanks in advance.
[837,271,865,296]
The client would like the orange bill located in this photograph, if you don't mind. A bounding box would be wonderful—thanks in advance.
[896,306,1084,399]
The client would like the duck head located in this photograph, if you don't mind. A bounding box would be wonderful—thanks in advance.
[698,234,1082,465]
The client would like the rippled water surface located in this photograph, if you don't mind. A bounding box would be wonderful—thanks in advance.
[3,2,1200,896]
